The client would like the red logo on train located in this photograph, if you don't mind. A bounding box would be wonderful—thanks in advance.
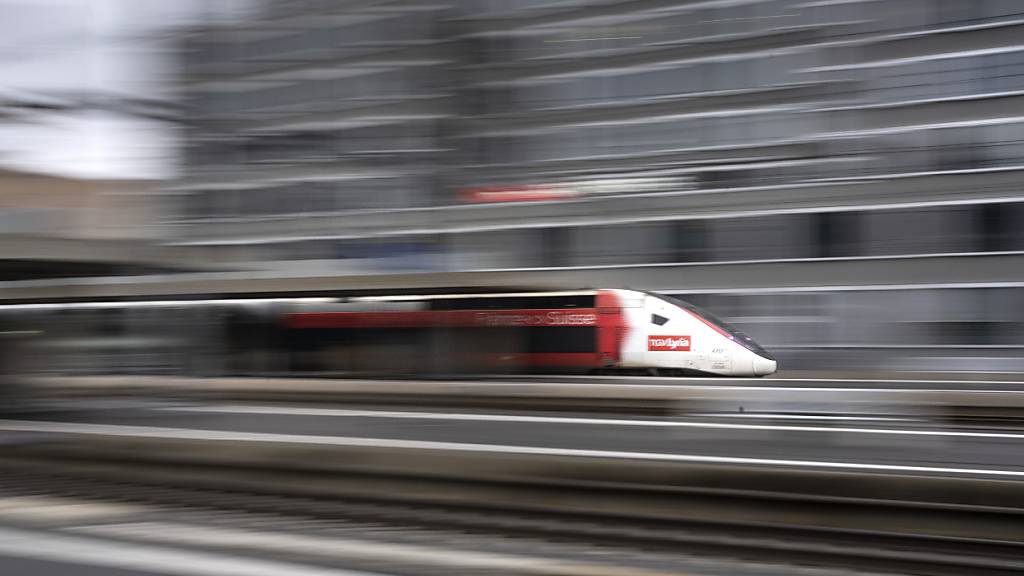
[648,335,691,351]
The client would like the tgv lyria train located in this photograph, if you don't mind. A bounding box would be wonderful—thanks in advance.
[284,289,777,377]
[0,288,776,378]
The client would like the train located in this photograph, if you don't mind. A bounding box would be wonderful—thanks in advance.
[0,288,776,378]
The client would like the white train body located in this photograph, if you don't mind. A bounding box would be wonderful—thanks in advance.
[607,289,777,377]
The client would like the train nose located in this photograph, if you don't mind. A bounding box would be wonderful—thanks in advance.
[752,356,777,376]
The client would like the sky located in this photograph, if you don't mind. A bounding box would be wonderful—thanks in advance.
[0,0,253,180]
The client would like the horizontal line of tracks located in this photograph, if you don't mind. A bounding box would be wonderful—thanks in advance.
[1,424,1022,576]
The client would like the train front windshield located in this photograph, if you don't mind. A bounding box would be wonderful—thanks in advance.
[651,293,775,361]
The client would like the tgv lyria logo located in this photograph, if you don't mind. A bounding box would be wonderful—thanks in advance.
[648,335,691,351]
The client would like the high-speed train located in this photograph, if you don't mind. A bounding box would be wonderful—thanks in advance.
[285,289,776,377]
[0,288,776,377]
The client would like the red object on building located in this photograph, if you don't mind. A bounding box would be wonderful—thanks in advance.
[460,184,578,203]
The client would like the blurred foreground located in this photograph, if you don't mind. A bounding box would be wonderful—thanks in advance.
[0,372,1023,575]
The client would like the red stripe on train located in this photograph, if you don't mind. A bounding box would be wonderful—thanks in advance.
[472,352,605,368]
[285,309,601,329]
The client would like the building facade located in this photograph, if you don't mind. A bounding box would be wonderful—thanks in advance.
[172,0,1024,371]
[0,166,200,280]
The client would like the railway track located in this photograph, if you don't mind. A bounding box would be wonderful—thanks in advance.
[1,440,1022,576]
[26,374,1024,420]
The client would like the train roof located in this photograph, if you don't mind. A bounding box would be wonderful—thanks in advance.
[0,290,608,311]
[351,290,598,301]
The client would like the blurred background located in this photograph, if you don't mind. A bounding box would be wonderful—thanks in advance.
[5,4,1024,576]
[4,0,1024,375]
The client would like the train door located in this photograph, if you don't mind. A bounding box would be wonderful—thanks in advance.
[690,322,732,374]
[708,343,732,373]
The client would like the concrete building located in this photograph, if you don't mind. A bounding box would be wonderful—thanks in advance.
[169,0,1024,371]
[0,166,199,280]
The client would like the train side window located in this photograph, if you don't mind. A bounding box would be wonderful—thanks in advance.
[651,313,669,326]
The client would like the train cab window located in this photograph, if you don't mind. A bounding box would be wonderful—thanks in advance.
[651,313,669,326]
